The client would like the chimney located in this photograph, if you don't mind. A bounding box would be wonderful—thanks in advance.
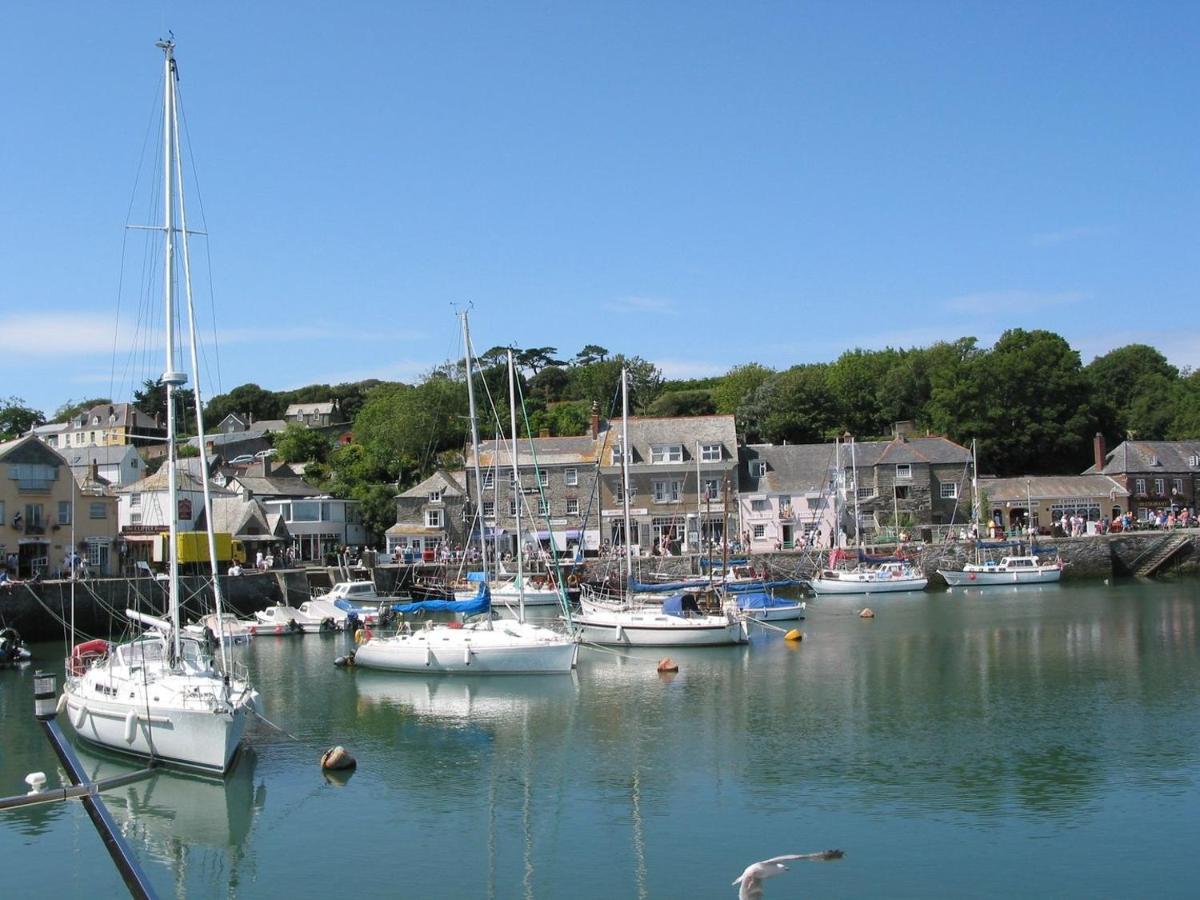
[206,440,215,453]
[1093,432,1106,471]
[590,402,600,440]
[90,459,99,483]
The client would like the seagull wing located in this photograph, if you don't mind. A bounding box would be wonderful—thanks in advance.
[760,850,845,864]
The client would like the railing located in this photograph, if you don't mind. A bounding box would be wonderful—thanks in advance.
[24,524,46,535]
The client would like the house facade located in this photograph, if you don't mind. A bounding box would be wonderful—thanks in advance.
[38,403,165,450]
[977,474,1129,535]
[838,429,974,539]
[597,414,739,555]
[284,401,346,429]
[261,496,365,561]
[0,436,119,577]
[62,443,145,488]
[115,465,238,566]
[463,425,607,559]
[1083,434,1200,521]
[737,444,839,552]
[385,470,469,558]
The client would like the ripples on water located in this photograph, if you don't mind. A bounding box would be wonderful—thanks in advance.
[2,580,1199,897]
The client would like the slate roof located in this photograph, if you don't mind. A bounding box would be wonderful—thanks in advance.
[979,475,1129,502]
[621,415,738,466]
[60,445,139,468]
[195,496,285,540]
[841,435,971,467]
[738,443,837,495]
[186,429,272,449]
[115,465,236,495]
[469,431,609,469]
[286,402,337,416]
[399,470,466,499]
[1083,440,1200,476]
[228,472,318,499]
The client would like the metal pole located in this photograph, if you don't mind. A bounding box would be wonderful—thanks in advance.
[34,671,158,899]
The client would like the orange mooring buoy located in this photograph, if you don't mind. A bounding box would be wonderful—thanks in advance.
[656,657,679,673]
[859,608,875,619]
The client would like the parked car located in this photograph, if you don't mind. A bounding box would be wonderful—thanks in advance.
[229,454,255,465]
[255,448,277,459]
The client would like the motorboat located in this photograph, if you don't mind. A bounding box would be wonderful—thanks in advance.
[253,602,318,634]
[807,561,928,594]
[184,612,256,646]
[939,555,1063,586]
[0,627,31,667]
[733,590,807,622]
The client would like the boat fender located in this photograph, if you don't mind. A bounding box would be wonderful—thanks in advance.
[740,619,750,640]
[859,608,875,619]
[71,701,88,730]
[123,709,138,744]
[354,628,364,644]
[463,647,471,665]
[56,693,68,716]
[614,625,624,642]
[424,646,433,667]
[567,574,580,588]
[656,657,679,673]
[785,629,804,642]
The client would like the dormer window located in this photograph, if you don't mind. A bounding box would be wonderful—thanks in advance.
[1190,454,1200,468]
[700,443,722,462]
[650,444,683,464]
[428,490,442,503]
[895,464,912,480]
[91,415,100,425]
[750,461,767,478]
[611,442,630,466]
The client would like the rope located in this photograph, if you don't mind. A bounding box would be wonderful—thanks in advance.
[577,641,675,665]
[252,709,304,743]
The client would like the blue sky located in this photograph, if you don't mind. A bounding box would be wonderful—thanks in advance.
[2,2,1196,417]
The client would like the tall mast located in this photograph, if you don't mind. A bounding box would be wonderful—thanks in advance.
[461,312,487,577]
[850,436,860,546]
[171,46,229,674]
[971,439,981,528]
[620,367,633,584]
[157,38,187,663]
[508,351,524,623]
[695,440,702,553]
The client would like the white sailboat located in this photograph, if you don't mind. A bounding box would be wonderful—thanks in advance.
[352,347,578,674]
[574,368,750,647]
[62,39,259,775]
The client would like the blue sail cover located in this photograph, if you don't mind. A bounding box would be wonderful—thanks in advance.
[723,579,802,592]
[661,594,686,617]
[700,558,749,568]
[736,591,782,609]
[388,583,491,616]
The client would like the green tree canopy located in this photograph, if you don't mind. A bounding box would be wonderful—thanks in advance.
[712,363,773,416]
[646,389,716,418]
[738,365,839,444]
[54,397,113,422]
[0,397,46,440]
[1084,344,1179,442]
[274,422,332,463]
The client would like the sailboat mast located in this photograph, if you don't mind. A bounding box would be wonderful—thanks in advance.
[620,367,633,584]
[971,438,981,528]
[462,312,487,577]
[170,53,230,674]
[158,38,186,662]
[508,351,524,623]
[850,436,860,546]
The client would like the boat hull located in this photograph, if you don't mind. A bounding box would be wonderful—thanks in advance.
[939,568,1062,586]
[740,603,807,622]
[574,611,750,647]
[64,687,254,775]
[808,576,928,595]
[353,624,578,674]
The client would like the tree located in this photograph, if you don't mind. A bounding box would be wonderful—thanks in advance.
[573,344,609,367]
[646,389,716,417]
[0,397,46,440]
[712,363,773,416]
[529,400,592,437]
[566,355,663,414]
[738,365,839,444]
[54,397,113,422]
[926,329,1092,475]
[1084,345,1179,442]
[516,347,564,374]
[274,423,332,463]
[352,376,468,482]
[829,348,904,438]
[527,366,571,404]
[204,383,284,425]
[133,379,167,422]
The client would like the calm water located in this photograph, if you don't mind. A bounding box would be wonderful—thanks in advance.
[2,579,1199,898]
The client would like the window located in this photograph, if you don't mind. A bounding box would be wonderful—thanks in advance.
[9,463,56,492]
[700,443,721,462]
[615,482,635,504]
[565,498,579,515]
[750,499,770,512]
[564,468,578,486]
[1190,455,1200,468]
[509,471,519,487]
[1135,478,1146,495]
[482,501,495,519]
[895,464,912,480]
[508,499,517,516]
[428,490,442,503]
[537,498,550,516]
[538,470,548,487]
[894,485,910,500]
[425,509,444,528]
[89,502,107,519]
[58,501,72,524]
[24,504,44,528]
[750,461,767,478]
[292,500,321,522]
[610,442,630,466]
[702,478,721,501]
[131,512,142,525]
[483,471,494,489]
[856,487,872,500]
[131,492,141,508]
[1173,478,1184,494]
[650,444,683,464]
[752,524,766,539]
[652,480,682,503]
[1154,478,1165,496]
[940,483,958,499]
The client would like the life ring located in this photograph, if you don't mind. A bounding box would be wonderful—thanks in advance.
[69,639,110,675]
[567,574,580,588]
[448,621,464,630]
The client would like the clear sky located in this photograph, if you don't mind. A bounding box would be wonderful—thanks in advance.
[2,2,1196,417]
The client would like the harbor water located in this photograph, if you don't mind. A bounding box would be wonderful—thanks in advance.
[2,579,1199,898]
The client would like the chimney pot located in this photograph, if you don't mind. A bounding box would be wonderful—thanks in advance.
[590,402,600,440]
[1093,432,1106,471]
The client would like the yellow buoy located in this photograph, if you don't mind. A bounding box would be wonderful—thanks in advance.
[784,629,804,641]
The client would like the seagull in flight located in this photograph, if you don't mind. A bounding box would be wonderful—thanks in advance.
[732,850,844,899]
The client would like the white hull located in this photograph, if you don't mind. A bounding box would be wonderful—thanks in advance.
[255,604,324,633]
[573,608,750,647]
[940,567,1062,586]
[808,575,928,594]
[455,582,565,607]
[353,622,578,674]
[740,603,807,622]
